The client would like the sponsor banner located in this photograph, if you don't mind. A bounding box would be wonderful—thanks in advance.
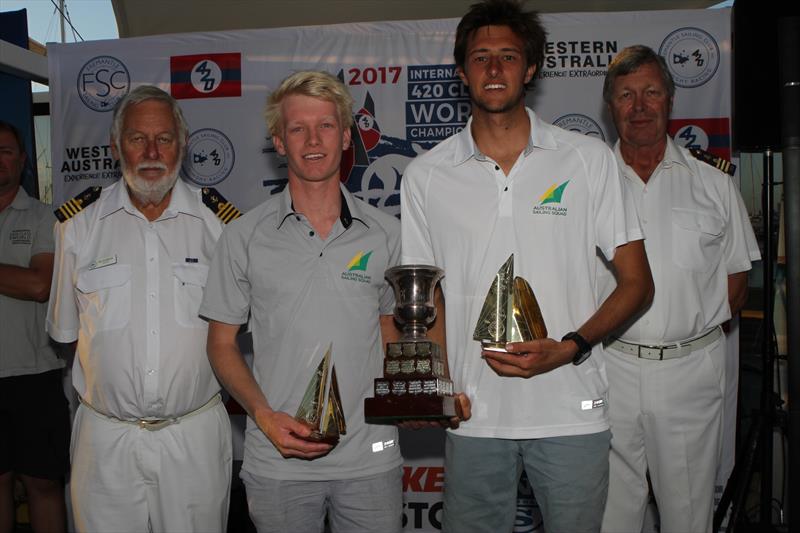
[48,9,732,532]
[48,9,731,211]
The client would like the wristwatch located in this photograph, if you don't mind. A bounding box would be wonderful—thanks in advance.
[562,331,592,365]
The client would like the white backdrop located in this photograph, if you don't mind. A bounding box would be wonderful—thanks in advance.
[48,8,733,532]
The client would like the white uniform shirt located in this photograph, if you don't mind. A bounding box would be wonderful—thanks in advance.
[47,180,223,420]
[401,108,642,439]
[602,138,761,344]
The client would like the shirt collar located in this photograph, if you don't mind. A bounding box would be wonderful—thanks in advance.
[275,182,368,230]
[99,178,203,220]
[451,107,558,166]
[661,136,694,174]
[7,187,35,210]
[614,136,695,183]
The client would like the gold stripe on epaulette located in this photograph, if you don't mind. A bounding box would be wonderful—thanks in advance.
[54,186,102,223]
[218,203,234,222]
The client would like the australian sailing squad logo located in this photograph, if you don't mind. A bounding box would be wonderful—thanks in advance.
[659,27,719,88]
[532,181,570,216]
[341,250,373,283]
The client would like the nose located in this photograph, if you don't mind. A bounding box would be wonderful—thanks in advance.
[307,128,321,146]
[144,138,160,160]
[487,56,501,77]
[632,93,645,112]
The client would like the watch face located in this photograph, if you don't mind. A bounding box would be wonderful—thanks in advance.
[564,332,592,365]
[573,349,591,365]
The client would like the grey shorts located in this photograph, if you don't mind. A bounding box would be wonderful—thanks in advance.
[442,431,610,533]
[241,466,402,533]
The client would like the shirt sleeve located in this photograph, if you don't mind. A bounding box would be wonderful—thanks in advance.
[592,146,641,261]
[400,160,435,266]
[378,217,401,316]
[31,206,56,257]
[723,176,761,274]
[46,220,79,342]
[199,222,252,325]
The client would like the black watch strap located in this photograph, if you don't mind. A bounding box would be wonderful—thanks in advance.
[562,331,592,365]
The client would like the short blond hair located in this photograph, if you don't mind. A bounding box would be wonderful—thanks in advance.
[265,71,354,136]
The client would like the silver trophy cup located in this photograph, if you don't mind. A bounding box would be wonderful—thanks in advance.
[386,265,444,340]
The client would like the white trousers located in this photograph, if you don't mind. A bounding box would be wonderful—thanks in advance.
[70,400,232,533]
[601,332,725,533]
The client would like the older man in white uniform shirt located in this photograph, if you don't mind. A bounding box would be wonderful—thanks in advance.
[600,46,761,533]
[47,86,233,532]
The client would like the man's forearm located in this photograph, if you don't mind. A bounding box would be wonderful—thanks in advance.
[0,263,51,302]
[728,271,749,317]
[579,241,653,345]
[208,330,271,419]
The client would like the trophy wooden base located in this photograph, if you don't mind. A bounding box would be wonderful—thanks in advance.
[364,394,456,424]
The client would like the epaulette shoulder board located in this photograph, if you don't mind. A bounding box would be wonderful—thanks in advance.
[202,187,242,224]
[689,148,736,177]
[54,186,102,223]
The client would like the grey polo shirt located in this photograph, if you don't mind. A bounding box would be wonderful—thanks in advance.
[0,188,62,377]
[200,184,402,481]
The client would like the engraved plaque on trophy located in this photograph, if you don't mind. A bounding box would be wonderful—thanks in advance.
[364,265,457,423]
[473,254,548,352]
[294,344,345,445]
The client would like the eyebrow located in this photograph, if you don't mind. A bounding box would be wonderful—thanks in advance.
[470,47,521,54]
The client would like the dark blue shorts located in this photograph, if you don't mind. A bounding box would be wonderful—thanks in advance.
[0,369,70,479]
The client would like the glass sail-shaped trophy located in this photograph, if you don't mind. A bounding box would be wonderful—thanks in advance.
[473,254,548,351]
[294,344,345,445]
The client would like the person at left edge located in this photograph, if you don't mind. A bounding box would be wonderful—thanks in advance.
[1,120,69,533]
[46,85,236,533]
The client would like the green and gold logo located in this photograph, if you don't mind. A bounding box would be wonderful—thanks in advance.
[533,180,569,216]
[342,250,373,283]
[346,250,373,271]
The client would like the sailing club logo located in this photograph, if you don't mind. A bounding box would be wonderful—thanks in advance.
[77,56,130,112]
[552,114,606,141]
[180,128,235,186]
[659,27,720,88]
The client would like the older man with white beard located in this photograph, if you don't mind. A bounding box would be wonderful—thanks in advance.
[47,85,236,533]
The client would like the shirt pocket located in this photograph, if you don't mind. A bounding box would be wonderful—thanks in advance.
[76,264,132,331]
[671,208,724,273]
[173,263,209,328]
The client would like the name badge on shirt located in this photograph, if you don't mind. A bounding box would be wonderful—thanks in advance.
[9,229,32,245]
[89,255,117,270]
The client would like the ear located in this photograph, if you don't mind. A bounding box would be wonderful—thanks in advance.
[456,66,468,86]
[524,64,536,85]
[272,134,286,156]
[342,124,352,151]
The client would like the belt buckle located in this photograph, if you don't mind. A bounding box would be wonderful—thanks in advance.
[637,344,665,360]
[138,419,171,431]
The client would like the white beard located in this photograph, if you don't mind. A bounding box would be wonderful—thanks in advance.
[121,160,180,206]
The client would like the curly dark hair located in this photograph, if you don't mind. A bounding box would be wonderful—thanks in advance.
[454,0,547,89]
